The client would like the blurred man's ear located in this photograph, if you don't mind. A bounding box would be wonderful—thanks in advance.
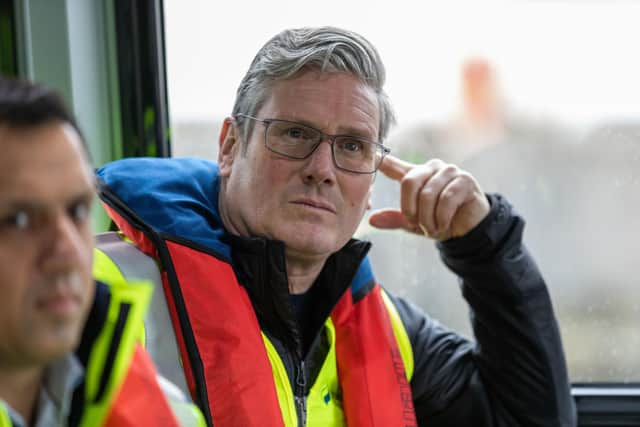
[218,117,239,177]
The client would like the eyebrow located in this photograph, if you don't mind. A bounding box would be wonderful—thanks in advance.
[0,190,95,213]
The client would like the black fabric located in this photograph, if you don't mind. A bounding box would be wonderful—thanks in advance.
[225,232,369,363]
[295,245,368,358]
[94,302,131,403]
[222,193,575,427]
[68,281,111,427]
[289,291,314,357]
[74,281,110,366]
[224,233,300,354]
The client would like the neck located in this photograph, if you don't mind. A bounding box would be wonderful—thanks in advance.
[219,192,248,238]
[0,364,44,425]
[285,249,328,294]
[219,188,329,294]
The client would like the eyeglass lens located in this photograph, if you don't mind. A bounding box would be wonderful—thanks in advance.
[265,120,382,173]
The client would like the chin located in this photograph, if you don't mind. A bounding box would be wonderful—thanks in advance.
[38,324,84,360]
[284,233,343,257]
[28,342,75,366]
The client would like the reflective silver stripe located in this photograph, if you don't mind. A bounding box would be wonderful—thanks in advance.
[94,232,190,397]
[158,376,206,427]
[168,400,207,427]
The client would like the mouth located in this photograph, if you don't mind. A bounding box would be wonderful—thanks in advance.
[37,293,81,315]
[291,198,337,214]
[36,273,84,316]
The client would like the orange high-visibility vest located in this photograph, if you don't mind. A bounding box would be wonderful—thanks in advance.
[101,199,418,427]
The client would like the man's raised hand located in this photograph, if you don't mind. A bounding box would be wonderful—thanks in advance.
[369,156,490,241]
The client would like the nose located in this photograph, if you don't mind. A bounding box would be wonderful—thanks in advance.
[302,139,336,185]
[40,214,89,274]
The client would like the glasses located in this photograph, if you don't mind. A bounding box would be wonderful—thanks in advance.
[236,114,390,174]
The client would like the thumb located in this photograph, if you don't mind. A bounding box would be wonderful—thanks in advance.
[369,208,414,230]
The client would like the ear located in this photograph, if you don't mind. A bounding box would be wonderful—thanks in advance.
[218,117,239,177]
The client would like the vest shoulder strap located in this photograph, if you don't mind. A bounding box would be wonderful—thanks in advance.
[78,277,151,426]
[0,403,15,427]
[331,283,418,427]
[94,232,189,395]
[381,289,415,381]
[102,344,201,427]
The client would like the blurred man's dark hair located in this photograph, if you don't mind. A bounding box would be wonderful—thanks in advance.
[0,76,89,159]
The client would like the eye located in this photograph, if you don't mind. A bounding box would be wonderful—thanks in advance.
[0,210,30,231]
[286,127,302,138]
[13,211,29,228]
[283,126,317,142]
[284,126,313,141]
[68,201,90,223]
[342,140,363,153]
[338,138,366,154]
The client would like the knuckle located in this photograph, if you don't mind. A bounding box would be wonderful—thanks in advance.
[458,170,473,181]
[443,164,459,176]
[401,176,422,195]
[419,185,435,200]
[426,158,444,167]
[400,174,413,187]
[441,188,457,201]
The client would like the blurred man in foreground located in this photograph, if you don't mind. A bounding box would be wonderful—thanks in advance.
[0,77,202,426]
[97,27,576,426]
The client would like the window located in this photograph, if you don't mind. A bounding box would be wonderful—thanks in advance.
[7,0,637,422]
[165,0,640,385]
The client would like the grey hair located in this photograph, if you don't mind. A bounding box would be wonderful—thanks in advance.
[231,26,396,145]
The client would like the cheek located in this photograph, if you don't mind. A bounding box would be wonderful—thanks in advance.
[80,279,95,319]
[77,217,94,246]
[79,230,94,268]
[0,259,32,342]
[0,267,21,313]
[343,179,373,219]
[350,178,373,205]
[255,159,294,200]
[0,244,31,295]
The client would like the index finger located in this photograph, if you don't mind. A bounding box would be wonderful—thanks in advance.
[378,155,415,181]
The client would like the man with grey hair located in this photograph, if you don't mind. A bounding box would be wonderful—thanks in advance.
[97,27,575,426]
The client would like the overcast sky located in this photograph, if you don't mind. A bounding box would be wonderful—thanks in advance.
[164,0,640,127]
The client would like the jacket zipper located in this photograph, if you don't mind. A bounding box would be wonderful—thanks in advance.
[294,358,307,427]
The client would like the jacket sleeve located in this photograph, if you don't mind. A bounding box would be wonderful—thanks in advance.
[388,193,576,427]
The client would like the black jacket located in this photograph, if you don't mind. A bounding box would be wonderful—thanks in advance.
[226,193,576,427]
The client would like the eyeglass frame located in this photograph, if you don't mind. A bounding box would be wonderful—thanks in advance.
[235,114,391,174]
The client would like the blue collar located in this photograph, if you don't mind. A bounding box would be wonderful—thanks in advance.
[96,157,375,295]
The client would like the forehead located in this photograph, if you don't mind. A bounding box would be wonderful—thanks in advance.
[260,70,380,138]
[0,122,93,206]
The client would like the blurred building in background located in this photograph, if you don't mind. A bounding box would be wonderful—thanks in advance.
[172,119,222,160]
[360,58,640,381]
[390,57,575,164]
